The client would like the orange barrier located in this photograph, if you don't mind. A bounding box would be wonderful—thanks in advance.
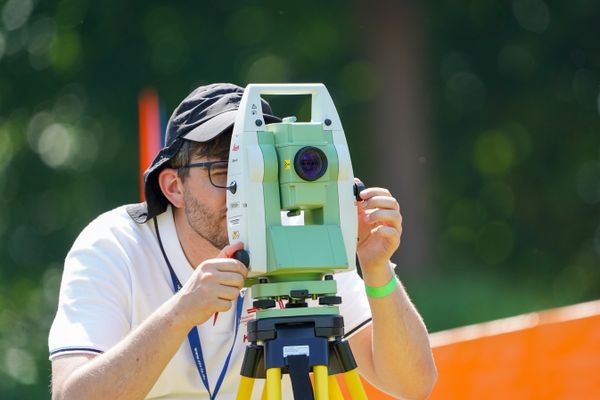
[336,300,600,399]
[428,300,600,399]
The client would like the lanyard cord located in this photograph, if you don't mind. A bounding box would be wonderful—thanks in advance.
[153,217,243,400]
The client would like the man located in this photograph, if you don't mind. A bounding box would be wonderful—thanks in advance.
[49,83,437,399]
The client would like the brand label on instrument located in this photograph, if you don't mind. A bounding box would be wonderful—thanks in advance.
[283,345,310,357]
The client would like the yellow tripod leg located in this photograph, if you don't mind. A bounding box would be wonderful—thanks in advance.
[266,368,282,400]
[343,369,368,400]
[313,365,329,400]
[328,374,344,400]
[236,376,255,400]
[261,381,267,400]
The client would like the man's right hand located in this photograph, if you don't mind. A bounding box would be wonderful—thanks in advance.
[175,242,248,327]
[52,242,249,400]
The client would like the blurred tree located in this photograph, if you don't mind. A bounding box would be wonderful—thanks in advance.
[359,0,435,271]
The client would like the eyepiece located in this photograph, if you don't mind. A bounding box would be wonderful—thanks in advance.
[294,146,328,181]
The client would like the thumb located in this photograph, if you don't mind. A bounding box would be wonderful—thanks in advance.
[218,241,245,258]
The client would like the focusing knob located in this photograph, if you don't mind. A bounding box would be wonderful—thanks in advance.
[319,296,342,305]
[353,179,366,201]
[233,249,250,268]
[253,299,276,309]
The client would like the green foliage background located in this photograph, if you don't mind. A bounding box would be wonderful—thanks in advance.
[0,0,598,397]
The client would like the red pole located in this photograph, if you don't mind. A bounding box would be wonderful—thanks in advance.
[138,89,162,201]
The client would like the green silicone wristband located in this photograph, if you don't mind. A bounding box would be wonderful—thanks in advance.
[364,275,398,298]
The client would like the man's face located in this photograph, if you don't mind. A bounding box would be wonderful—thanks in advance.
[180,157,229,249]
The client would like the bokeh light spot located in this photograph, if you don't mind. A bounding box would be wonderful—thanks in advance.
[27,111,53,151]
[37,123,73,168]
[448,198,486,228]
[0,124,14,172]
[474,130,515,175]
[54,91,85,121]
[49,30,82,71]
[293,19,339,63]
[512,0,550,33]
[246,55,288,82]
[553,247,599,303]
[3,347,37,385]
[43,265,62,305]
[445,225,475,244]
[445,71,486,112]
[26,16,56,55]
[1,0,33,31]
[26,16,57,70]
[440,52,469,81]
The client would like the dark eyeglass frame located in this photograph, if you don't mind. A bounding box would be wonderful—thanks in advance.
[180,160,237,193]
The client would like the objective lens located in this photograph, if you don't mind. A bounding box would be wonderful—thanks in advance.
[294,146,328,181]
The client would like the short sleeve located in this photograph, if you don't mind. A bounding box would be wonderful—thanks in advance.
[335,270,372,338]
[48,219,133,360]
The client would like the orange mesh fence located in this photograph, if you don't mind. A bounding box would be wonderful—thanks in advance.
[428,300,600,399]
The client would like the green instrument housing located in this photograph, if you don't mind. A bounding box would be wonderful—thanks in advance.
[247,118,351,304]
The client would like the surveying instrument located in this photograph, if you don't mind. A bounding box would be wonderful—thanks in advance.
[227,84,368,399]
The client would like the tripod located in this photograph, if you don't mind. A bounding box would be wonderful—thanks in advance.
[235,279,368,400]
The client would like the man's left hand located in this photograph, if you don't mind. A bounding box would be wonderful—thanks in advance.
[356,185,402,272]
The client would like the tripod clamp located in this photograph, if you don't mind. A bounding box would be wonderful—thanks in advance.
[239,314,359,400]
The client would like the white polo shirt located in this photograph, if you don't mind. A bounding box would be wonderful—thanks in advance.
[49,205,372,399]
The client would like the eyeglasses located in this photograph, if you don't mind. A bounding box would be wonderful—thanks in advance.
[181,160,237,193]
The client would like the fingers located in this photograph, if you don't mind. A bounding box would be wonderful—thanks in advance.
[199,259,248,283]
[214,298,234,313]
[212,270,246,289]
[368,225,401,251]
[360,195,400,212]
[363,209,403,231]
[218,241,245,258]
[358,189,402,231]
[214,284,241,302]
[358,187,393,202]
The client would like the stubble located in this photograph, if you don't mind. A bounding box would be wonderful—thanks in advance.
[182,187,229,250]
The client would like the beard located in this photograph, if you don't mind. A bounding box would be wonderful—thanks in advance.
[182,187,228,250]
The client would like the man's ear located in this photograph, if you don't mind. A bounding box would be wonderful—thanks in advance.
[158,168,184,209]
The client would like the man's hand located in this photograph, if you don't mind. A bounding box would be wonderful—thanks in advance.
[351,184,437,399]
[175,242,248,328]
[51,242,249,400]
[356,185,402,272]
